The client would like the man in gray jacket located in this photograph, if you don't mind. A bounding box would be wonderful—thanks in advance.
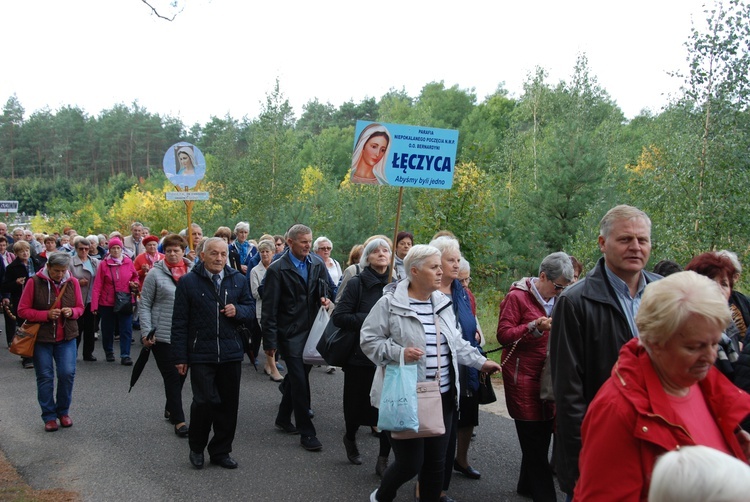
[550,205,660,498]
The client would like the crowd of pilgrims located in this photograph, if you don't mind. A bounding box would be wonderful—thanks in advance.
[4,206,750,502]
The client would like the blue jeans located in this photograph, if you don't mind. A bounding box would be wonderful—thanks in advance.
[33,339,77,422]
[99,306,133,358]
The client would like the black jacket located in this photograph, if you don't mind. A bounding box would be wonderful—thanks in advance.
[1,256,42,306]
[550,257,660,494]
[331,266,390,366]
[261,252,335,358]
[170,262,253,365]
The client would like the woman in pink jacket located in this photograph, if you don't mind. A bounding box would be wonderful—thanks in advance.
[91,237,139,365]
[18,252,84,431]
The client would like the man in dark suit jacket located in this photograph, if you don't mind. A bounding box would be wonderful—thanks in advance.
[550,205,660,497]
[172,237,253,470]
[262,224,335,452]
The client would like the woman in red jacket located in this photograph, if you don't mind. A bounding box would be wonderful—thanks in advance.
[575,271,750,501]
[497,252,573,502]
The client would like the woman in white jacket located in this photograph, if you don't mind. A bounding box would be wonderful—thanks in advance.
[361,244,501,502]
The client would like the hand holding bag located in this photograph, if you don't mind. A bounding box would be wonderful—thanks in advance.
[377,350,419,433]
[303,306,329,365]
[9,281,69,358]
[477,371,497,405]
[391,314,447,439]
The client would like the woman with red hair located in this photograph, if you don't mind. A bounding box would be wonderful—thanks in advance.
[685,252,743,379]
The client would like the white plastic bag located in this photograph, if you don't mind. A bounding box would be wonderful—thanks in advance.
[377,350,419,433]
[303,306,329,365]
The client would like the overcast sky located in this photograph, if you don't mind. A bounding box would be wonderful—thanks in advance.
[2,0,707,127]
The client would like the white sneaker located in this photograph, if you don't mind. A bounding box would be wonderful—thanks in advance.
[369,488,378,502]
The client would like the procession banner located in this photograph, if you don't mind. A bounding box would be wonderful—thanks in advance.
[350,121,458,189]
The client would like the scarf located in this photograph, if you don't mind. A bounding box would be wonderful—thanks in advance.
[165,260,187,282]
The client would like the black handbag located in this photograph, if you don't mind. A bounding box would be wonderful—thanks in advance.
[316,274,364,366]
[316,320,357,366]
[110,265,133,314]
[477,371,497,405]
[113,291,133,314]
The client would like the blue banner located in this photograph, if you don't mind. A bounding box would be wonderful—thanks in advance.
[351,121,458,189]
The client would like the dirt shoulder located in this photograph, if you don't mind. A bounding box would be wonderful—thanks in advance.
[0,449,78,502]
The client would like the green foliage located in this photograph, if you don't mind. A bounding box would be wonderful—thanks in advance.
[3,1,750,305]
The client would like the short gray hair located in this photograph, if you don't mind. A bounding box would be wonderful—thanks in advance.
[599,205,651,238]
[648,445,750,502]
[288,224,312,241]
[360,238,391,269]
[257,239,275,253]
[47,252,71,268]
[73,236,89,249]
[459,257,470,274]
[428,236,460,256]
[539,252,574,282]
[234,221,250,233]
[716,250,742,275]
[86,235,99,248]
[637,271,731,348]
[313,236,332,252]
[404,245,442,280]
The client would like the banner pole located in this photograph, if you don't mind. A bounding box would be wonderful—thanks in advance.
[389,186,404,282]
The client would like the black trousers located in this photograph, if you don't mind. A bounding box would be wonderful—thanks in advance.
[376,391,455,502]
[3,307,15,347]
[152,341,186,424]
[276,356,315,437]
[514,419,556,502]
[76,303,97,358]
[188,361,241,460]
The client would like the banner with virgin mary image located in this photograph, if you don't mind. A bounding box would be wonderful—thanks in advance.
[163,142,206,189]
[350,120,458,189]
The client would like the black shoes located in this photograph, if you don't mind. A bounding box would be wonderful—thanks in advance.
[174,424,189,437]
[453,460,481,479]
[83,355,97,361]
[343,435,362,465]
[189,450,204,469]
[301,435,323,451]
[121,357,133,366]
[106,353,115,362]
[274,421,299,435]
[210,456,238,469]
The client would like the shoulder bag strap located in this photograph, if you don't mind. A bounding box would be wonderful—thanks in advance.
[433,313,442,385]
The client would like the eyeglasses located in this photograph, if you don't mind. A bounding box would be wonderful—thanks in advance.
[459,277,471,285]
[318,247,331,251]
[552,282,567,291]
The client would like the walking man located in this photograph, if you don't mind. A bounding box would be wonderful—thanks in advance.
[262,224,335,451]
[550,205,659,498]
[172,237,253,469]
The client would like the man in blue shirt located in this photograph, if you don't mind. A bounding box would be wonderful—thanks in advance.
[550,205,660,498]
[261,224,335,452]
